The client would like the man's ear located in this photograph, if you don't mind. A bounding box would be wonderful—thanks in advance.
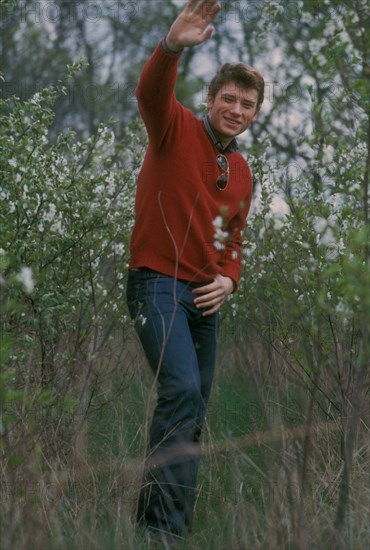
[207,94,214,110]
[252,106,260,121]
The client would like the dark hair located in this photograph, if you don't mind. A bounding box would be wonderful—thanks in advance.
[208,63,265,110]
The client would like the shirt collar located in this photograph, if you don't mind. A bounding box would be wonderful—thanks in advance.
[202,115,239,154]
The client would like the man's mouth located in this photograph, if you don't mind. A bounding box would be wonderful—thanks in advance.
[224,117,240,127]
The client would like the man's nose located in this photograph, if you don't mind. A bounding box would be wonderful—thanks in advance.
[230,102,242,115]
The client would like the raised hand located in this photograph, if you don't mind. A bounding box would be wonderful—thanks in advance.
[166,0,221,52]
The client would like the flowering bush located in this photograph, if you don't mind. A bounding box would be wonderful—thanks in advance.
[218,127,369,539]
[0,74,147,441]
[224,130,369,380]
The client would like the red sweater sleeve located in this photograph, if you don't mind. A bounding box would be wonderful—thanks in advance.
[135,40,182,151]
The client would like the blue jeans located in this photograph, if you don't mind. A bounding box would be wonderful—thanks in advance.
[126,268,218,536]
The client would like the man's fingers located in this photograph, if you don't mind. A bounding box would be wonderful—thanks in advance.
[194,290,226,308]
[202,25,215,41]
[194,0,220,12]
[191,0,221,20]
[192,281,217,295]
[195,289,223,302]
[184,0,198,13]
[193,286,222,301]
[200,302,223,316]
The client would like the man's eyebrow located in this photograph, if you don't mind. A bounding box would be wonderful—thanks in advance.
[221,92,256,104]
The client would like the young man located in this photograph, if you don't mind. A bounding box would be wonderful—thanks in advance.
[126,0,264,545]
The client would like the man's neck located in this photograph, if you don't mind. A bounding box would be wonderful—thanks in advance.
[203,115,239,154]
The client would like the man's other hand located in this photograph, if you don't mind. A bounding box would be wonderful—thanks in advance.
[192,274,234,316]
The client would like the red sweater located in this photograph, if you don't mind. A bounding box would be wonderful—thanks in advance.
[128,41,252,287]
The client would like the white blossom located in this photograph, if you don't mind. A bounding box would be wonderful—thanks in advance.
[214,240,225,251]
[317,54,327,67]
[313,217,327,234]
[309,39,326,54]
[17,267,35,294]
[113,243,125,255]
[273,218,284,230]
[213,216,223,229]
[323,21,336,37]
[43,203,57,222]
[301,12,312,23]
[94,184,105,195]
[270,194,290,217]
[337,30,351,45]
[213,216,228,250]
[50,220,64,234]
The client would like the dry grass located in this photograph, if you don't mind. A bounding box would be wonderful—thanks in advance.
[1,329,369,550]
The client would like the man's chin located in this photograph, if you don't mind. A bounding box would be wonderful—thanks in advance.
[221,122,247,137]
[220,128,241,140]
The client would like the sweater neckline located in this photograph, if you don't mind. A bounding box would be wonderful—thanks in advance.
[202,115,239,155]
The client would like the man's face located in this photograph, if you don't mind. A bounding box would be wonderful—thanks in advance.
[207,81,259,147]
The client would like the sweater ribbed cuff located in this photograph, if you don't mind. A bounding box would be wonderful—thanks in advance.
[162,36,184,56]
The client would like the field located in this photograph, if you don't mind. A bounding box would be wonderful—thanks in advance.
[1,68,369,550]
[1,321,369,550]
